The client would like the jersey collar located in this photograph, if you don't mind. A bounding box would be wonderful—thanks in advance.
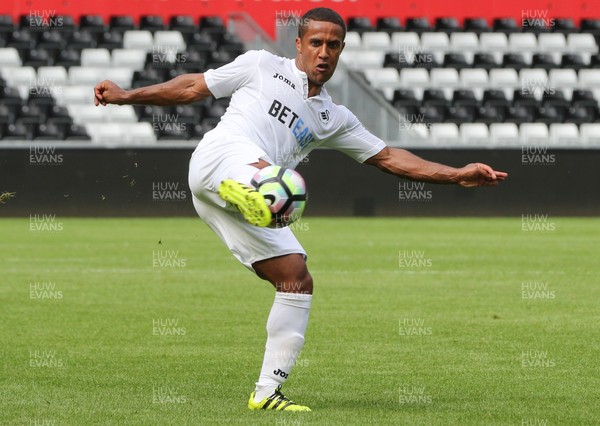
[291,58,328,100]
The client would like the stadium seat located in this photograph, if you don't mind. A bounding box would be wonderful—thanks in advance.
[364,68,399,99]
[520,123,549,145]
[489,123,520,146]
[508,33,538,53]
[578,69,600,89]
[361,32,390,51]
[445,105,475,123]
[391,32,420,54]
[538,33,567,56]
[106,104,137,123]
[460,123,489,145]
[480,33,508,62]
[0,86,24,106]
[347,17,374,34]
[33,122,64,140]
[86,122,123,143]
[140,15,166,32]
[531,53,557,70]
[464,18,490,34]
[199,16,227,35]
[80,15,105,33]
[0,47,22,67]
[55,49,81,68]
[112,49,147,70]
[64,123,91,140]
[46,105,72,125]
[435,17,461,34]
[38,31,65,51]
[473,53,498,69]
[406,17,431,34]
[170,16,196,34]
[109,16,135,33]
[154,31,186,51]
[493,18,520,34]
[430,123,460,145]
[2,122,31,140]
[400,68,430,97]
[567,33,598,57]
[376,17,403,34]
[352,51,384,69]
[422,89,450,107]
[449,32,479,56]
[104,68,133,89]
[68,66,106,86]
[579,123,600,145]
[549,123,579,146]
[97,31,124,50]
[421,32,450,52]
[1,66,35,88]
[552,18,577,34]
[430,68,459,98]
[343,32,361,51]
[489,68,519,97]
[68,104,106,124]
[59,85,94,105]
[67,31,97,50]
[503,53,529,70]
[81,48,112,67]
[460,69,489,90]
[476,104,506,123]
[123,30,154,52]
[444,53,470,69]
[125,122,157,143]
[560,53,587,71]
[452,89,479,108]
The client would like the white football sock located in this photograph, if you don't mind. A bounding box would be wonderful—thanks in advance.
[228,164,259,186]
[254,291,312,402]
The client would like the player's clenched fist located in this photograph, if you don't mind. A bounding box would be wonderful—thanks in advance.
[94,80,127,106]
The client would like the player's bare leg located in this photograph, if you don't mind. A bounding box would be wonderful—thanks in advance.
[248,254,313,411]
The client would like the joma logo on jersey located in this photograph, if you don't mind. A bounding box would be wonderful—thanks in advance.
[273,368,289,378]
[272,72,296,90]
[268,99,315,149]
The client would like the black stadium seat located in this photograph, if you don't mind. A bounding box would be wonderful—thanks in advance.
[109,16,135,33]
[503,53,528,70]
[170,16,196,34]
[55,48,81,68]
[97,31,123,50]
[38,30,65,50]
[446,106,475,123]
[376,17,402,34]
[422,89,449,107]
[200,16,227,35]
[444,53,469,69]
[580,18,600,36]
[3,123,31,140]
[347,17,373,34]
[393,89,420,107]
[68,31,97,50]
[24,48,53,67]
[140,15,166,31]
[493,18,520,34]
[80,15,105,33]
[453,90,479,108]
[435,17,461,33]
[34,123,64,140]
[46,105,73,125]
[505,105,534,123]
[473,53,498,69]
[64,124,91,140]
[464,18,490,34]
[406,17,431,34]
[552,18,576,34]
[561,54,586,71]
[532,53,556,69]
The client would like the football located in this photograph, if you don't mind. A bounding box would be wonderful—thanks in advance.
[250,166,307,228]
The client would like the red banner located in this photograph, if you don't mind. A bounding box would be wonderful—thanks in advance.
[3,0,599,38]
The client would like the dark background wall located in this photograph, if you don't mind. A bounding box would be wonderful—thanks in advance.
[1,148,598,217]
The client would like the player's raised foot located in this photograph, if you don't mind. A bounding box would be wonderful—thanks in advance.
[218,179,272,227]
[248,385,311,412]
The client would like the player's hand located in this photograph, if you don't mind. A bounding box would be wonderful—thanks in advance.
[457,163,508,187]
[94,80,127,106]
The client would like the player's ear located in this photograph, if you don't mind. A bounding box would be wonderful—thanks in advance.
[295,37,301,53]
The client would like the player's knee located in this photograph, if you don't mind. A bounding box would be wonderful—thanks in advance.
[277,269,312,294]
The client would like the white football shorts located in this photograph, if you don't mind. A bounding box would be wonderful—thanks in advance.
[188,131,306,272]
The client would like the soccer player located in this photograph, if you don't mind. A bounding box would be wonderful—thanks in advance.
[94,7,507,412]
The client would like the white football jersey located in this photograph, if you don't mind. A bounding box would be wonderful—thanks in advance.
[202,50,386,169]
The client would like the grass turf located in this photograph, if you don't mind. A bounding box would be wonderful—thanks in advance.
[1,217,599,425]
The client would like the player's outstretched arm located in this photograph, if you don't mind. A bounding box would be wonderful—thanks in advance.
[365,147,508,187]
[94,73,212,107]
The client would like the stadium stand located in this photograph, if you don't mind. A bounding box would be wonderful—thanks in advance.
[1,12,600,146]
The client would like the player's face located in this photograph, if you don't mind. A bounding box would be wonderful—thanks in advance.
[295,20,345,92]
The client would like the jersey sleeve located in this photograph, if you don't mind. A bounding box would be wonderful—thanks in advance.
[321,107,387,163]
[204,50,263,99]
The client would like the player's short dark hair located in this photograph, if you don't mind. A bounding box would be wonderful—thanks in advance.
[298,7,346,40]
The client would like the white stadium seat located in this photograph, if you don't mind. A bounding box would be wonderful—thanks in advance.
[59,86,94,105]
[126,123,157,143]
[123,30,154,52]
[490,123,520,146]
[489,68,519,98]
[154,30,187,52]
[430,68,459,98]
[104,68,134,89]
[81,48,112,67]
[479,33,508,62]
[112,49,147,70]
[549,123,579,146]
[520,69,549,99]
[460,123,489,146]
[400,68,430,87]
[364,68,399,100]
[68,104,107,124]
[567,33,598,55]
[391,32,420,53]
[538,33,567,53]
[548,69,578,90]
[343,32,361,50]
[460,69,489,98]
[69,66,106,86]
[579,124,600,146]
[1,66,36,87]
[361,32,390,51]
[106,105,138,123]
[520,123,549,145]
[450,32,479,53]
[86,123,124,144]
[37,66,68,86]
[352,51,384,69]
[508,33,538,52]
[578,69,600,89]
[0,47,22,67]
[430,123,460,146]
[421,32,449,63]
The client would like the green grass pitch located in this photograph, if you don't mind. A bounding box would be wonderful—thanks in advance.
[1,217,599,425]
